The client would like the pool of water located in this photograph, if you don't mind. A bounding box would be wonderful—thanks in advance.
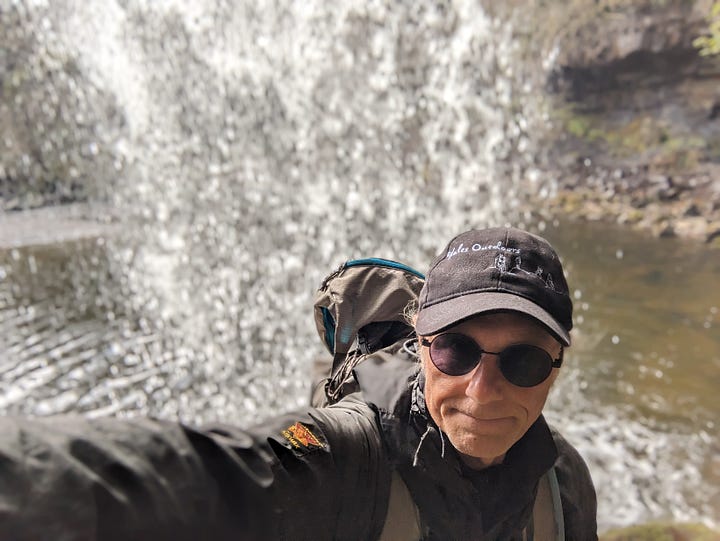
[543,219,720,531]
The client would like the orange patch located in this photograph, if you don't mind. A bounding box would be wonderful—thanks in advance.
[282,422,325,452]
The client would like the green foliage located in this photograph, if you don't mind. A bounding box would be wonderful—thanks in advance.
[560,109,699,151]
[693,1,720,56]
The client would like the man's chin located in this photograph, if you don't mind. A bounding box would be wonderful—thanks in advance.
[446,430,515,470]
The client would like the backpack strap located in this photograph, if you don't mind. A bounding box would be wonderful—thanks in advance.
[524,466,565,541]
[378,472,423,541]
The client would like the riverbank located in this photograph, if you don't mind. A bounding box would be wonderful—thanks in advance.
[540,162,720,245]
[600,522,720,540]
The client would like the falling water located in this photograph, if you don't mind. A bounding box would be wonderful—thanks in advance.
[2,0,547,416]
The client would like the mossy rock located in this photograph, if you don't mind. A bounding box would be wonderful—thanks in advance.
[600,522,720,541]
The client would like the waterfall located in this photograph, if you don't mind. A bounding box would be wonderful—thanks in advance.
[1,0,550,421]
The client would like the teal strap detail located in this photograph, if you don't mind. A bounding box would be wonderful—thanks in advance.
[344,258,425,279]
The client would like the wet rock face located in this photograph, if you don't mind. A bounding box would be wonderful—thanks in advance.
[524,0,720,240]
[547,0,720,139]
[550,1,709,78]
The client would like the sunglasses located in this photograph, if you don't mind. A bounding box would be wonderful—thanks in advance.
[420,333,563,387]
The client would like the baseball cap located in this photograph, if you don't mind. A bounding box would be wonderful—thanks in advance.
[415,227,573,345]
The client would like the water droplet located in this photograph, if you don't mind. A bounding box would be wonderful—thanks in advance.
[28,255,37,275]
[611,335,620,345]
[573,289,582,299]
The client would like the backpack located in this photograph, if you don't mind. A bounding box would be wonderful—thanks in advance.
[311,257,425,407]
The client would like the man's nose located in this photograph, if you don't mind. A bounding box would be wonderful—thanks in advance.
[464,354,504,403]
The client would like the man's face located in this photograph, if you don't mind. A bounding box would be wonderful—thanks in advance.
[420,312,561,470]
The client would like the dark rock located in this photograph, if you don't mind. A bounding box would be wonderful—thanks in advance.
[684,203,702,217]
[654,222,676,237]
[657,186,679,201]
[709,102,720,120]
[630,196,648,209]
[707,225,720,244]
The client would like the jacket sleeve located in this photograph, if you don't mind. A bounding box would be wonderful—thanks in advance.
[0,395,392,541]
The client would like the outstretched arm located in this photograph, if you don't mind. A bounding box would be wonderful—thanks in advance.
[0,396,391,541]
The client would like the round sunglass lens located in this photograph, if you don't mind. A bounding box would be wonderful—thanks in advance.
[429,333,480,376]
[499,345,553,387]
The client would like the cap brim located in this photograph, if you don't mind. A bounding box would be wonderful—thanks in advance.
[415,291,571,346]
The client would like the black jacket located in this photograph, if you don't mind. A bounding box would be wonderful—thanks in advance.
[0,350,597,540]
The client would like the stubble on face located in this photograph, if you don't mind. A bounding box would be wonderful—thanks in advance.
[420,312,561,469]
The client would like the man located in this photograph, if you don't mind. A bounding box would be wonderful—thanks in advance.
[0,227,597,540]
[386,227,597,539]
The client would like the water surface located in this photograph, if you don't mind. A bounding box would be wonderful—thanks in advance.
[544,220,720,530]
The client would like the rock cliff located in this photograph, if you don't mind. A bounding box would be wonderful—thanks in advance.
[506,0,720,241]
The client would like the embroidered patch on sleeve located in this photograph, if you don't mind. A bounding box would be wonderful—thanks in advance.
[281,422,326,453]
